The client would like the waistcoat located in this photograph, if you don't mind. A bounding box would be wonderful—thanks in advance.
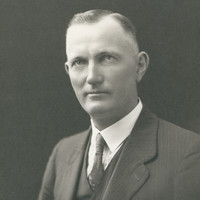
[75,136,126,200]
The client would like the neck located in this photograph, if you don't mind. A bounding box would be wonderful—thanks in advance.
[90,100,138,131]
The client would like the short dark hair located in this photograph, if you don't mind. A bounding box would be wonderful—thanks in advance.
[67,9,139,50]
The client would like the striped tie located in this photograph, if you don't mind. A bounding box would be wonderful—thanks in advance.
[88,133,105,191]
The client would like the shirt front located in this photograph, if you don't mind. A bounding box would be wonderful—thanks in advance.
[87,99,143,176]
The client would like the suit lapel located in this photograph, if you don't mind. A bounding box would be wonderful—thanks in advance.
[60,128,91,200]
[92,107,159,200]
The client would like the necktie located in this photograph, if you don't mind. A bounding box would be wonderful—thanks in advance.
[88,133,105,191]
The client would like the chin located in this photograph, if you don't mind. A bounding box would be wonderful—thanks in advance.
[84,104,111,118]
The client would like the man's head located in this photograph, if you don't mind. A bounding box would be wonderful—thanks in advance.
[65,10,149,130]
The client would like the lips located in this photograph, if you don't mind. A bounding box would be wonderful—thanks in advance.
[85,90,109,96]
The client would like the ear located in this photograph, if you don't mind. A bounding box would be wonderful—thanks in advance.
[136,51,149,82]
[65,62,69,75]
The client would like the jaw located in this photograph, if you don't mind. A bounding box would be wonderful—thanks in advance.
[85,98,138,131]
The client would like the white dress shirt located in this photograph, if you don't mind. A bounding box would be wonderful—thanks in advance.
[87,99,143,176]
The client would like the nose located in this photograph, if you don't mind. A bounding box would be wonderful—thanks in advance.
[86,62,103,85]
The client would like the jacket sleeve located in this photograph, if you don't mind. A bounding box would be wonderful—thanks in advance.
[38,143,59,200]
[175,136,200,200]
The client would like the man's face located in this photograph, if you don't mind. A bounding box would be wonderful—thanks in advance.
[66,17,144,124]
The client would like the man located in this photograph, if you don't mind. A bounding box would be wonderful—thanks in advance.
[38,10,200,200]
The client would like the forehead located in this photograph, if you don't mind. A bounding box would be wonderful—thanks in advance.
[67,16,127,37]
[66,17,136,56]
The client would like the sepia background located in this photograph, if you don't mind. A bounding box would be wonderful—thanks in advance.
[1,0,200,199]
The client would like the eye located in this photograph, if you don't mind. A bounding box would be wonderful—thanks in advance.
[72,59,87,67]
[100,55,116,64]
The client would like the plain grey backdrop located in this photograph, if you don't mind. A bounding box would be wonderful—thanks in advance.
[1,0,200,199]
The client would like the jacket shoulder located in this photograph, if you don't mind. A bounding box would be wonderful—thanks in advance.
[54,128,90,154]
[158,118,200,139]
[157,118,200,157]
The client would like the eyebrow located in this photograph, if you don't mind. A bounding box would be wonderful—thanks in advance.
[98,51,121,57]
[68,56,86,64]
[68,50,121,63]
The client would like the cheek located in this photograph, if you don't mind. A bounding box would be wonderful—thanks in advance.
[69,76,82,97]
[111,70,137,96]
[69,72,83,87]
[111,67,137,86]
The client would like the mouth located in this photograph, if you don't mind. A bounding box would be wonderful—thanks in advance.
[85,90,109,96]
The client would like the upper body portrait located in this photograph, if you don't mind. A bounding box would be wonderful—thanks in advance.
[38,9,200,200]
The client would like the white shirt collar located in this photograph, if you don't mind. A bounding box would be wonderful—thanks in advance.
[91,99,143,152]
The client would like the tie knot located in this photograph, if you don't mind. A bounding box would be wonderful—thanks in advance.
[95,133,105,155]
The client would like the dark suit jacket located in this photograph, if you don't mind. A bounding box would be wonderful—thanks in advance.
[38,107,200,200]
